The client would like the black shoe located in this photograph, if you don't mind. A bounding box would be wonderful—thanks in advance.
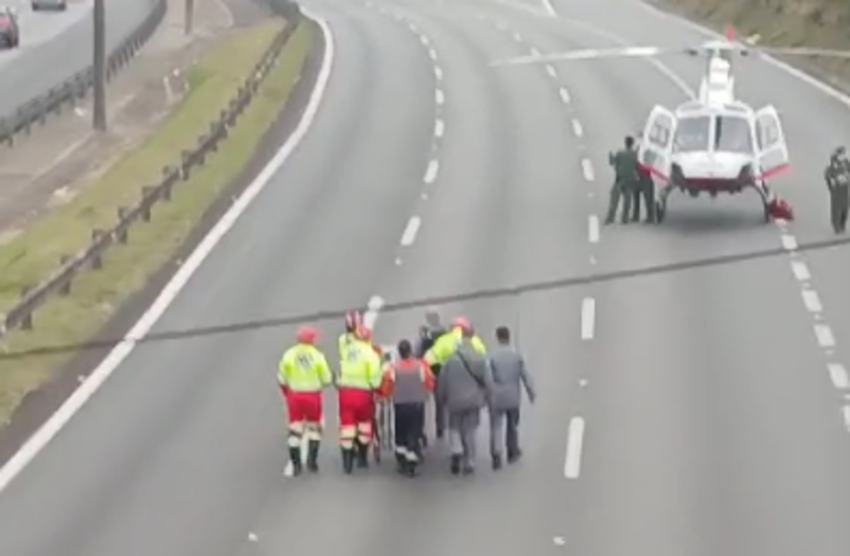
[395,453,407,474]
[342,448,355,474]
[603,217,614,225]
[507,449,522,464]
[461,465,475,476]
[356,443,369,469]
[491,454,502,471]
[307,441,320,473]
[288,447,302,476]
[450,455,461,475]
[436,428,444,440]
[405,462,418,477]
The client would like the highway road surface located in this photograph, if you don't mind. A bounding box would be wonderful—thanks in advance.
[0,0,159,120]
[1,0,850,554]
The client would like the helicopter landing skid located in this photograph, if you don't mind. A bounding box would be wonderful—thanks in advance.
[652,180,772,224]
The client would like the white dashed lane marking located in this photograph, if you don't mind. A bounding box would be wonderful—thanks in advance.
[545,64,557,77]
[791,260,811,281]
[434,65,443,80]
[435,89,445,104]
[781,235,798,250]
[559,88,571,103]
[815,324,836,348]
[581,298,595,340]
[801,289,823,313]
[424,159,439,183]
[581,159,594,181]
[400,216,421,246]
[434,119,444,138]
[571,119,583,137]
[828,363,849,389]
[588,215,599,244]
[564,417,585,479]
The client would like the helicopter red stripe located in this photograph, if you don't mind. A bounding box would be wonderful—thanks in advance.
[754,163,789,181]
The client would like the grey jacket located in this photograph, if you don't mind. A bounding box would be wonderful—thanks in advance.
[437,340,493,413]
[488,345,536,410]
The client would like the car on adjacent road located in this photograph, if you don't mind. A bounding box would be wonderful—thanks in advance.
[32,0,67,11]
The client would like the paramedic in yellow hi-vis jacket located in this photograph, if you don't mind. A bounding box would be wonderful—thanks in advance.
[423,316,487,439]
[337,326,383,474]
[278,325,333,476]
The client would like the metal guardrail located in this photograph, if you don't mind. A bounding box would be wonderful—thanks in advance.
[0,0,168,146]
[0,4,304,337]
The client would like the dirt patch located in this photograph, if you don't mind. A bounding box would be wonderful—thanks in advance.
[652,0,850,87]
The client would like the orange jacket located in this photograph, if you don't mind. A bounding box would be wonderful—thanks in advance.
[378,358,435,400]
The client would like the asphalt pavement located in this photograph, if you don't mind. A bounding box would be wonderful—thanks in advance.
[2,0,850,555]
[0,0,158,120]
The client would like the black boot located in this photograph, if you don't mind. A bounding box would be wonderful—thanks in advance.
[341,448,354,474]
[288,447,302,476]
[450,454,461,475]
[307,440,320,473]
[356,442,370,469]
[491,454,502,471]
[395,453,407,474]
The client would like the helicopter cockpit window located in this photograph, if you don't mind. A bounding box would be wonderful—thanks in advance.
[672,115,710,153]
[714,115,753,154]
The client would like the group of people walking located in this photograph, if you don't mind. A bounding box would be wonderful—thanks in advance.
[276,308,536,478]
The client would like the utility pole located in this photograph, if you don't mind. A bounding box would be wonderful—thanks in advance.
[184,0,194,35]
[92,0,107,131]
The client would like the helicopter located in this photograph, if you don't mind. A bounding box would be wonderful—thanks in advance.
[492,27,850,223]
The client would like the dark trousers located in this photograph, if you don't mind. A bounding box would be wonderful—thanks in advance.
[394,402,425,462]
[631,179,654,222]
[489,407,520,458]
[830,188,849,233]
[432,372,445,436]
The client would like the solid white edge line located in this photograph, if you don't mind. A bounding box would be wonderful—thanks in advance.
[581,298,595,340]
[0,11,336,494]
[587,215,599,243]
[828,363,849,390]
[564,416,585,478]
[400,216,421,246]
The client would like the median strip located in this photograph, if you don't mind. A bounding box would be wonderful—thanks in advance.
[0,12,315,426]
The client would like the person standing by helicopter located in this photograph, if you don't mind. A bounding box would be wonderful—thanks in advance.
[631,158,655,223]
[825,146,850,234]
[605,135,639,225]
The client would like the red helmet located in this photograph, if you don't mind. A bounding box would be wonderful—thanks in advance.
[355,326,373,342]
[452,316,471,331]
[296,325,318,345]
[344,311,363,333]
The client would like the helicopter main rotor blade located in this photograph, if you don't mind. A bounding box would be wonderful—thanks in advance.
[490,46,669,67]
[758,46,850,59]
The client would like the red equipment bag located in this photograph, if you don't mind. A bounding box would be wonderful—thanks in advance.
[768,197,794,221]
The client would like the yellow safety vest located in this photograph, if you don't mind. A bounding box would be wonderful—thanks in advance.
[279,344,332,392]
[424,327,486,367]
[338,340,382,390]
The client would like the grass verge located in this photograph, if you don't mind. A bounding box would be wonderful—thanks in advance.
[655,0,850,80]
[0,19,314,424]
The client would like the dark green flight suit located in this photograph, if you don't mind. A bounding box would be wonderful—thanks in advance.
[631,165,655,222]
[825,158,850,234]
[605,148,639,224]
